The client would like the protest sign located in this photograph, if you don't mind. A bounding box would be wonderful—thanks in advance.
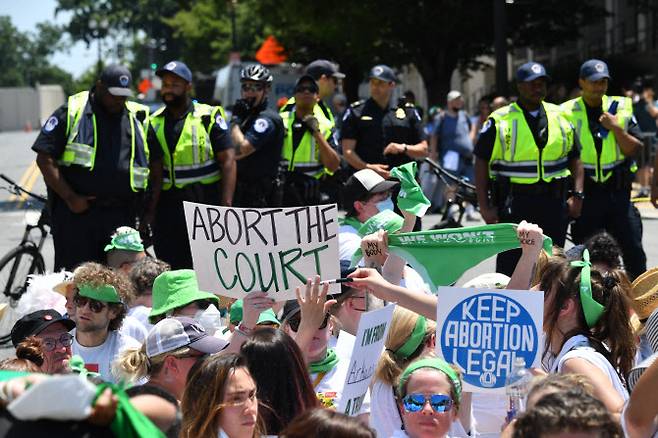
[337,304,396,416]
[183,202,340,300]
[435,287,544,393]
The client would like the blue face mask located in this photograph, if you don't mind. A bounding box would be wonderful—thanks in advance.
[376,197,394,212]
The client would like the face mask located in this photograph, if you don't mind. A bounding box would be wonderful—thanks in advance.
[376,197,394,213]
[194,304,223,336]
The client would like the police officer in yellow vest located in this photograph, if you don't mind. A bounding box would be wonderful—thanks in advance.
[561,59,646,280]
[32,65,150,271]
[280,75,340,206]
[474,62,585,275]
[147,60,236,269]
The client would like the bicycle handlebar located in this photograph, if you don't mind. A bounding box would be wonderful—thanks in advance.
[0,174,47,203]
[423,157,476,191]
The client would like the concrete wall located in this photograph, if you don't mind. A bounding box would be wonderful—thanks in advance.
[0,85,64,132]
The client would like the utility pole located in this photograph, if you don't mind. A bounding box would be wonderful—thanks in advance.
[494,0,509,97]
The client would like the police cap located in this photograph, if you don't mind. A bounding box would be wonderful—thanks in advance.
[579,59,611,81]
[516,62,551,82]
[156,60,193,83]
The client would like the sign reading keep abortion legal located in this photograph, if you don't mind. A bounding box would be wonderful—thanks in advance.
[435,287,544,393]
[184,202,340,300]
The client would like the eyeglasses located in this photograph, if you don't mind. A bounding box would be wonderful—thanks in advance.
[220,388,258,409]
[287,313,330,332]
[294,85,318,94]
[41,333,74,352]
[241,83,265,92]
[401,393,453,413]
[73,294,107,313]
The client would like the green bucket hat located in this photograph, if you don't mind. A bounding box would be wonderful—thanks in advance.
[229,299,279,326]
[358,210,404,237]
[149,270,219,319]
[104,226,144,252]
[257,308,280,326]
[78,284,123,304]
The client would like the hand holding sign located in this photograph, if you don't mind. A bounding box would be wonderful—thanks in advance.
[242,291,275,328]
[296,276,336,332]
[348,268,393,301]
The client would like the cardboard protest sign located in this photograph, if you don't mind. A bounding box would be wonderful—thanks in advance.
[337,304,396,416]
[183,202,340,300]
[435,287,543,393]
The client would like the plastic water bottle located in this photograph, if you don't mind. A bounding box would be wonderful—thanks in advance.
[505,357,531,422]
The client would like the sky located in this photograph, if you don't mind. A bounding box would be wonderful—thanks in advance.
[3,0,96,78]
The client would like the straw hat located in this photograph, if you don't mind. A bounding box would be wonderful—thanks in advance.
[630,267,658,321]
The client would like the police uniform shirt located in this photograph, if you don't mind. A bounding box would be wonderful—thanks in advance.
[581,101,643,154]
[341,98,425,169]
[290,114,338,155]
[282,98,336,125]
[32,91,142,198]
[237,107,285,179]
[474,103,581,163]
[147,100,233,164]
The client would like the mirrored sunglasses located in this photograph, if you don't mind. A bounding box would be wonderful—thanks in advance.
[402,393,453,413]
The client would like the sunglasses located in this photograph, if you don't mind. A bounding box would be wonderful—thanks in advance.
[241,83,265,92]
[73,294,107,313]
[402,393,453,413]
[41,333,74,352]
[294,85,318,94]
[287,313,330,332]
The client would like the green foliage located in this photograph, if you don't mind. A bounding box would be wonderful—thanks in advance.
[0,16,76,94]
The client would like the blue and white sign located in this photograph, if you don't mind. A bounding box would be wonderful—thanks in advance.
[436,287,544,393]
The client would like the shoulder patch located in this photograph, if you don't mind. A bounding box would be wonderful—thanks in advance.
[342,107,352,122]
[43,116,58,133]
[480,119,492,133]
[253,118,270,133]
[350,99,365,108]
[215,114,228,130]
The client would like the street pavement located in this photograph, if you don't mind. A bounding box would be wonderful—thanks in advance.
[0,130,657,284]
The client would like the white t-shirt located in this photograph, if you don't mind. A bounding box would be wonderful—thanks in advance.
[370,379,470,438]
[400,266,431,294]
[550,334,629,401]
[470,393,508,438]
[72,329,141,383]
[127,305,153,332]
[120,314,148,343]
[339,223,361,262]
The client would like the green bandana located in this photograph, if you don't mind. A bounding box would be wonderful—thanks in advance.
[78,284,123,304]
[309,348,339,374]
[353,223,552,290]
[95,382,165,438]
[104,227,144,252]
[69,355,100,378]
[391,162,431,217]
[395,316,427,358]
[339,216,362,231]
[571,249,605,328]
[358,210,404,237]
[398,357,462,403]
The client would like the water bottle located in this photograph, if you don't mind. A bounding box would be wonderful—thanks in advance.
[505,357,531,422]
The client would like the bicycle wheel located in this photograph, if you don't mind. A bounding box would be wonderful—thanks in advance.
[0,245,45,303]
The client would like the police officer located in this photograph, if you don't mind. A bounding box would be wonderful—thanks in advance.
[147,60,236,269]
[562,59,646,280]
[341,64,427,180]
[230,64,285,207]
[474,62,585,275]
[281,59,345,128]
[32,65,150,271]
[280,75,340,206]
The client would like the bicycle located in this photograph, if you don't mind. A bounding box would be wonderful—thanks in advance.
[423,158,478,230]
[0,174,49,306]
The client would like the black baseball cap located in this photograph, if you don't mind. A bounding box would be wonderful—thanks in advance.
[305,59,345,80]
[579,59,611,81]
[294,74,319,93]
[156,60,193,83]
[369,64,398,83]
[343,169,399,207]
[100,64,134,97]
[516,62,551,82]
[10,309,75,347]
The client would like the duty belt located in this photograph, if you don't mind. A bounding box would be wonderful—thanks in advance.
[509,179,568,198]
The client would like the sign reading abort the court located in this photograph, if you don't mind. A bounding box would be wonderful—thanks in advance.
[436,287,544,393]
[184,202,340,300]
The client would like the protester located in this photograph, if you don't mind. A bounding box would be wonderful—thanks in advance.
[104,226,146,273]
[128,257,170,329]
[394,356,464,438]
[116,317,227,400]
[538,253,635,415]
[126,386,180,437]
[69,263,141,382]
[629,267,658,363]
[226,299,280,333]
[240,328,319,435]
[623,357,658,438]
[525,373,594,410]
[627,307,658,392]
[0,337,45,372]
[512,390,622,438]
[180,353,260,438]
[328,265,367,336]
[280,408,376,438]
[10,309,75,374]
[149,269,220,324]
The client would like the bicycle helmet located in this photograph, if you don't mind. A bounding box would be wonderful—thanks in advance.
[240,64,273,83]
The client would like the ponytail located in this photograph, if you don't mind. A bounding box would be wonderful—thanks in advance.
[115,344,150,383]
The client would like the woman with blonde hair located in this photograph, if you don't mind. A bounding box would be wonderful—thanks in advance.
[180,353,260,438]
